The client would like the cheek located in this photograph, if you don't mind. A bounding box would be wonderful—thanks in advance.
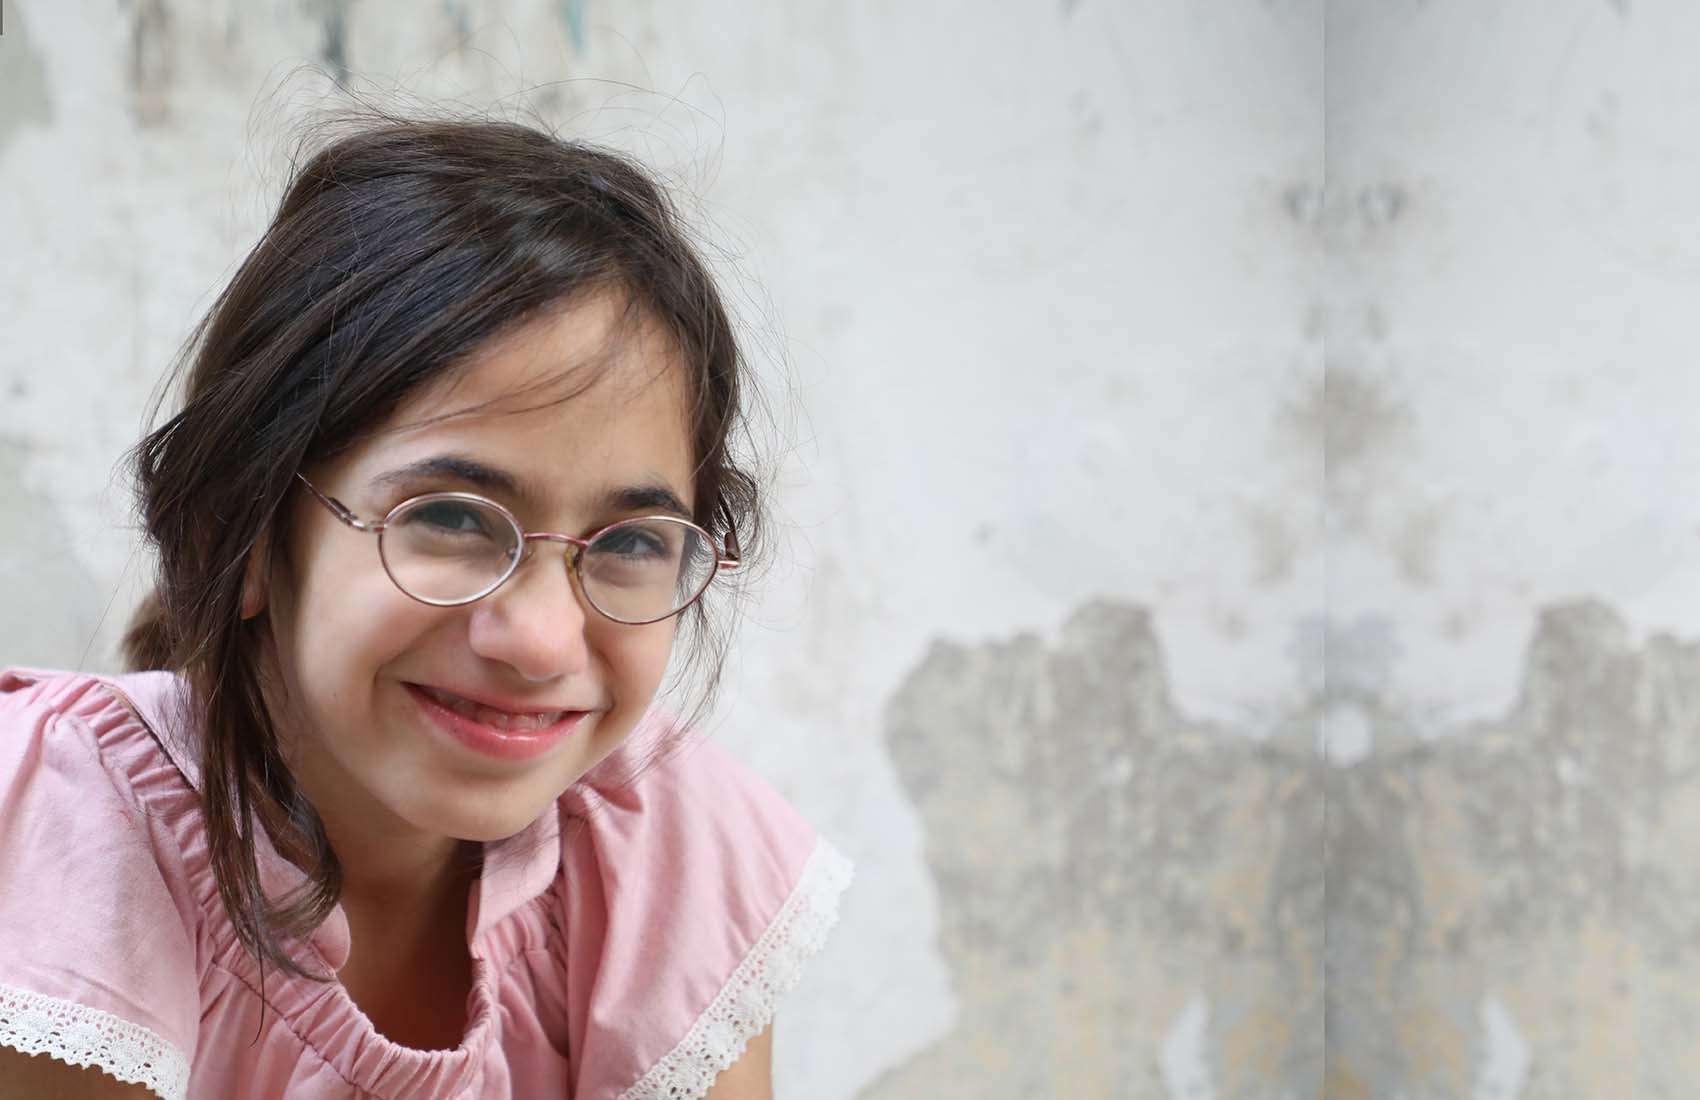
[598,621,679,698]
[281,550,435,686]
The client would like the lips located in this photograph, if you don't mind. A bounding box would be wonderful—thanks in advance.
[405,682,590,763]
[414,684,568,732]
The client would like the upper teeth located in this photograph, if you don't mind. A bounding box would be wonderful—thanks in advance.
[422,686,565,732]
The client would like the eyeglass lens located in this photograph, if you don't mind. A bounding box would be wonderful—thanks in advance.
[378,497,716,621]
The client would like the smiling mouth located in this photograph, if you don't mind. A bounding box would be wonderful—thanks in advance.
[413,684,569,732]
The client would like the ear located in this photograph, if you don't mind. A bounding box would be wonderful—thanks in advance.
[240,529,272,621]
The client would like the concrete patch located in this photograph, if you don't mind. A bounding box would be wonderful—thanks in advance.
[1329,600,1700,1095]
[864,601,1321,1099]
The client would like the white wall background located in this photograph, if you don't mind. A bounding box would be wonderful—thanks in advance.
[1331,0,1700,728]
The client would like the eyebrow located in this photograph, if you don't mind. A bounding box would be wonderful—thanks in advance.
[602,484,696,521]
[371,454,695,522]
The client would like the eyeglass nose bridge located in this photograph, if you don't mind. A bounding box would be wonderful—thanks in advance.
[497,531,602,620]
[514,530,594,573]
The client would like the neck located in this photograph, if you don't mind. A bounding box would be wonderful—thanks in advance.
[328,821,480,972]
[332,830,480,913]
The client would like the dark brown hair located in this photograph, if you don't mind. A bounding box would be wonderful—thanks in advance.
[119,113,767,981]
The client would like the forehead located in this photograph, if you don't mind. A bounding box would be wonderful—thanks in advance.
[414,290,684,421]
[343,291,697,512]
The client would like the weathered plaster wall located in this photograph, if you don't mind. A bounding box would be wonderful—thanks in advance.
[1327,0,1700,1095]
[0,1,1317,1097]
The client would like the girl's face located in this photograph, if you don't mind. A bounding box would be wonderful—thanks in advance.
[248,291,697,854]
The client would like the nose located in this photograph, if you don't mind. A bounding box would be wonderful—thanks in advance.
[465,542,593,683]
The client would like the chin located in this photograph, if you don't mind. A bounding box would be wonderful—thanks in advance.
[397,770,570,845]
[433,800,557,845]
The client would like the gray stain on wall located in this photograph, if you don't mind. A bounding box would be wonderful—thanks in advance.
[318,0,350,84]
[129,0,175,126]
[0,1,54,153]
[864,601,1321,1099]
[1294,363,1408,536]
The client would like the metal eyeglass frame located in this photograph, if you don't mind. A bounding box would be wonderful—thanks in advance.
[293,472,741,625]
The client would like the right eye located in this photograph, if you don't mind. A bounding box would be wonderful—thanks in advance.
[404,500,497,537]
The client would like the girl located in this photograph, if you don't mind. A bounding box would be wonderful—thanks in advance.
[0,116,852,1099]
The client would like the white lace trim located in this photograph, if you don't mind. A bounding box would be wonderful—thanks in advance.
[0,982,190,1100]
[618,837,855,1100]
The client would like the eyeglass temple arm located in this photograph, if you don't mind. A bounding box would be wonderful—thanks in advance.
[294,473,380,532]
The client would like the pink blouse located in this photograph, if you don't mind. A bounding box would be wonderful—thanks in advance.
[0,667,852,1099]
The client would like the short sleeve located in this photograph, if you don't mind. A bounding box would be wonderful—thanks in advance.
[0,670,197,1100]
[556,721,854,1100]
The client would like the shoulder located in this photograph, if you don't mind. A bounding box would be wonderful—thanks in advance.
[0,666,201,866]
[553,713,853,1100]
[0,665,184,835]
[0,667,201,1100]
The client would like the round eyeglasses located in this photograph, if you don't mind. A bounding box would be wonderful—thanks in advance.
[294,473,740,625]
